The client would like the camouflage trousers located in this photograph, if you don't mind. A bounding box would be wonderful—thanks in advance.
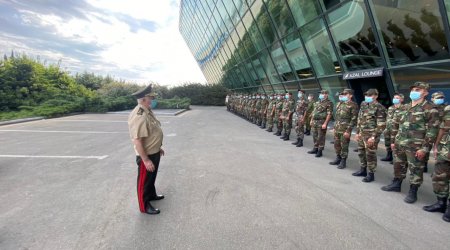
[304,114,311,131]
[334,130,351,159]
[393,144,425,185]
[274,117,283,130]
[432,160,450,198]
[266,114,274,129]
[261,112,266,125]
[312,120,327,149]
[358,133,380,173]
[294,117,305,139]
[383,128,392,149]
[283,119,292,136]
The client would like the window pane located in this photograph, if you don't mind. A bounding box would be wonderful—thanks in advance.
[328,0,382,71]
[270,41,295,81]
[264,0,296,37]
[250,0,278,46]
[301,18,340,76]
[241,5,266,51]
[259,49,282,84]
[317,76,348,105]
[287,0,322,27]
[281,31,314,79]
[446,0,450,25]
[372,0,450,66]
[321,0,345,11]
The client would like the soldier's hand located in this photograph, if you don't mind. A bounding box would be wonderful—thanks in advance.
[321,123,327,129]
[143,159,155,172]
[344,132,350,139]
[367,137,375,147]
[160,148,165,156]
[433,146,437,160]
[391,143,395,150]
[415,150,426,160]
[355,134,360,141]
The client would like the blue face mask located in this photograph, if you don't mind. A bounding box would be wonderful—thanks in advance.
[434,99,444,105]
[319,94,324,100]
[410,91,421,101]
[392,98,400,104]
[365,96,373,103]
[298,93,303,98]
[285,95,289,99]
[339,96,348,102]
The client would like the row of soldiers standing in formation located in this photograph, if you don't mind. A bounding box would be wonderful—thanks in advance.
[226,81,450,223]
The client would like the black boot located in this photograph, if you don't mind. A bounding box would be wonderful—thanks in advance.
[381,150,393,161]
[280,133,287,139]
[296,139,303,147]
[292,138,300,145]
[304,129,310,136]
[352,167,367,177]
[423,163,428,173]
[266,127,273,132]
[443,200,450,222]
[337,158,347,169]
[315,149,323,158]
[329,155,341,165]
[283,134,290,141]
[274,130,281,136]
[353,148,358,152]
[381,178,402,192]
[362,172,375,182]
[404,185,419,203]
[423,197,447,213]
[307,148,318,154]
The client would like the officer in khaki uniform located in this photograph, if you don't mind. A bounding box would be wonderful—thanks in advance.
[128,85,165,215]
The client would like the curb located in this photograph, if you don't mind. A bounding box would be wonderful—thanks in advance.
[174,109,188,116]
[0,117,45,126]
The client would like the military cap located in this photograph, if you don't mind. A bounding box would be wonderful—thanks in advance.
[131,84,156,99]
[319,89,329,94]
[298,89,305,93]
[287,92,292,95]
[364,88,378,96]
[432,91,445,99]
[410,81,430,90]
[341,88,354,95]
[393,92,404,99]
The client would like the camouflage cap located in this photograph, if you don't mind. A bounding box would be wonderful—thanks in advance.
[393,92,404,99]
[131,84,155,99]
[319,89,329,94]
[432,91,445,99]
[341,88,354,95]
[364,88,379,96]
[410,81,430,90]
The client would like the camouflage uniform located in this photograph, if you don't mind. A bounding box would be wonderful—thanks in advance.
[331,90,358,168]
[266,96,276,132]
[260,96,269,128]
[382,96,404,162]
[274,96,284,136]
[308,91,333,155]
[304,95,315,135]
[292,92,309,146]
[281,94,295,140]
[255,96,262,125]
[423,91,446,172]
[353,89,387,182]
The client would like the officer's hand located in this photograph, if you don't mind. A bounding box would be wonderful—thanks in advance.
[415,150,426,160]
[160,148,165,156]
[321,123,327,129]
[143,159,155,172]
[344,132,350,139]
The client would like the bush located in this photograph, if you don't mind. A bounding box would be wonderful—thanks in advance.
[156,97,191,109]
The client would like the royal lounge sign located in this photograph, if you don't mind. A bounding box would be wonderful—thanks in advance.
[343,68,384,80]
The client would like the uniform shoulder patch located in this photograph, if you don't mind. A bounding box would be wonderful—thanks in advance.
[137,107,144,115]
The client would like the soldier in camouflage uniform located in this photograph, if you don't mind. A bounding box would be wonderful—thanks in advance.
[280,92,295,141]
[259,94,269,129]
[292,89,309,147]
[307,90,333,157]
[352,89,387,182]
[304,94,315,136]
[381,82,439,204]
[380,93,404,163]
[329,89,358,169]
[266,94,276,132]
[423,104,450,222]
[274,94,284,136]
[255,94,262,126]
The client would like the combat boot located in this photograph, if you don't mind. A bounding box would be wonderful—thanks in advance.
[423,163,428,173]
[280,133,287,139]
[352,167,367,177]
[266,127,273,132]
[315,149,323,158]
[353,148,359,152]
[337,158,347,169]
[329,155,341,165]
[423,197,447,213]
[443,200,450,222]
[274,130,281,136]
[307,148,318,154]
[381,150,393,161]
[296,139,303,147]
[362,172,375,182]
[260,123,266,129]
[292,138,301,145]
[404,185,419,203]
[304,129,310,136]
[381,178,402,192]
[283,134,290,141]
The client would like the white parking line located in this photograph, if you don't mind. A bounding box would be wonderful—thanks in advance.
[0,129,127,134]
[0,155,108,160]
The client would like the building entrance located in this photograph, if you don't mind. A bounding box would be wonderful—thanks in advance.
[348,77,391,107]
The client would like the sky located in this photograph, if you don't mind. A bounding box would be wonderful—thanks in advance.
[0,0,206,86]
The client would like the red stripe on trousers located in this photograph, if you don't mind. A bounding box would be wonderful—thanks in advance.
[137,161,147,212]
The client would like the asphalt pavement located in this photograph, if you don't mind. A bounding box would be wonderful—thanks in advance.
[0,106,449,250]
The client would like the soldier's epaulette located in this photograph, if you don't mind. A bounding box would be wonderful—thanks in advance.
[137,107,144,115]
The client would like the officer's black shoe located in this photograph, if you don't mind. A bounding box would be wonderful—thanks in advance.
[352,167,367,177]
[381,150,393,161]
[423,163,428,173]
[307,148,318,154]
[292,138,300,145]
[283,134,290,141]
[423,197,447,213]
[329,155,341,165]
[296,139,304,147]
[362,172,375,182]
[337,158,347,169]
[315,149,323,158]
[266,127,273,132]
[443,201,450,222]
[353,148,359,152]
[150,194,165,201]
[404,185,419,203]
[304,129,310,136]
[381,178,402,192]
[145,203,160,215]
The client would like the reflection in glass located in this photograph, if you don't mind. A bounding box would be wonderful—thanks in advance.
[446,0,450,25]
[264,0,296,37]
[259,49,282,84]
[286,0,322,27]
[281,31,314,79]
[270,41,295,81]
[318,76,348,105]
[250,0,278,46]
[320,0,345,10]
[300,18,340,76]
[327,0,382,71]
[372,0,450,66]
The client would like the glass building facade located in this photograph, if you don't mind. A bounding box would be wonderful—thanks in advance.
[179,0,450,105]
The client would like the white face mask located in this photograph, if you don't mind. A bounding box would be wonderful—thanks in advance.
[262,96,266,99]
